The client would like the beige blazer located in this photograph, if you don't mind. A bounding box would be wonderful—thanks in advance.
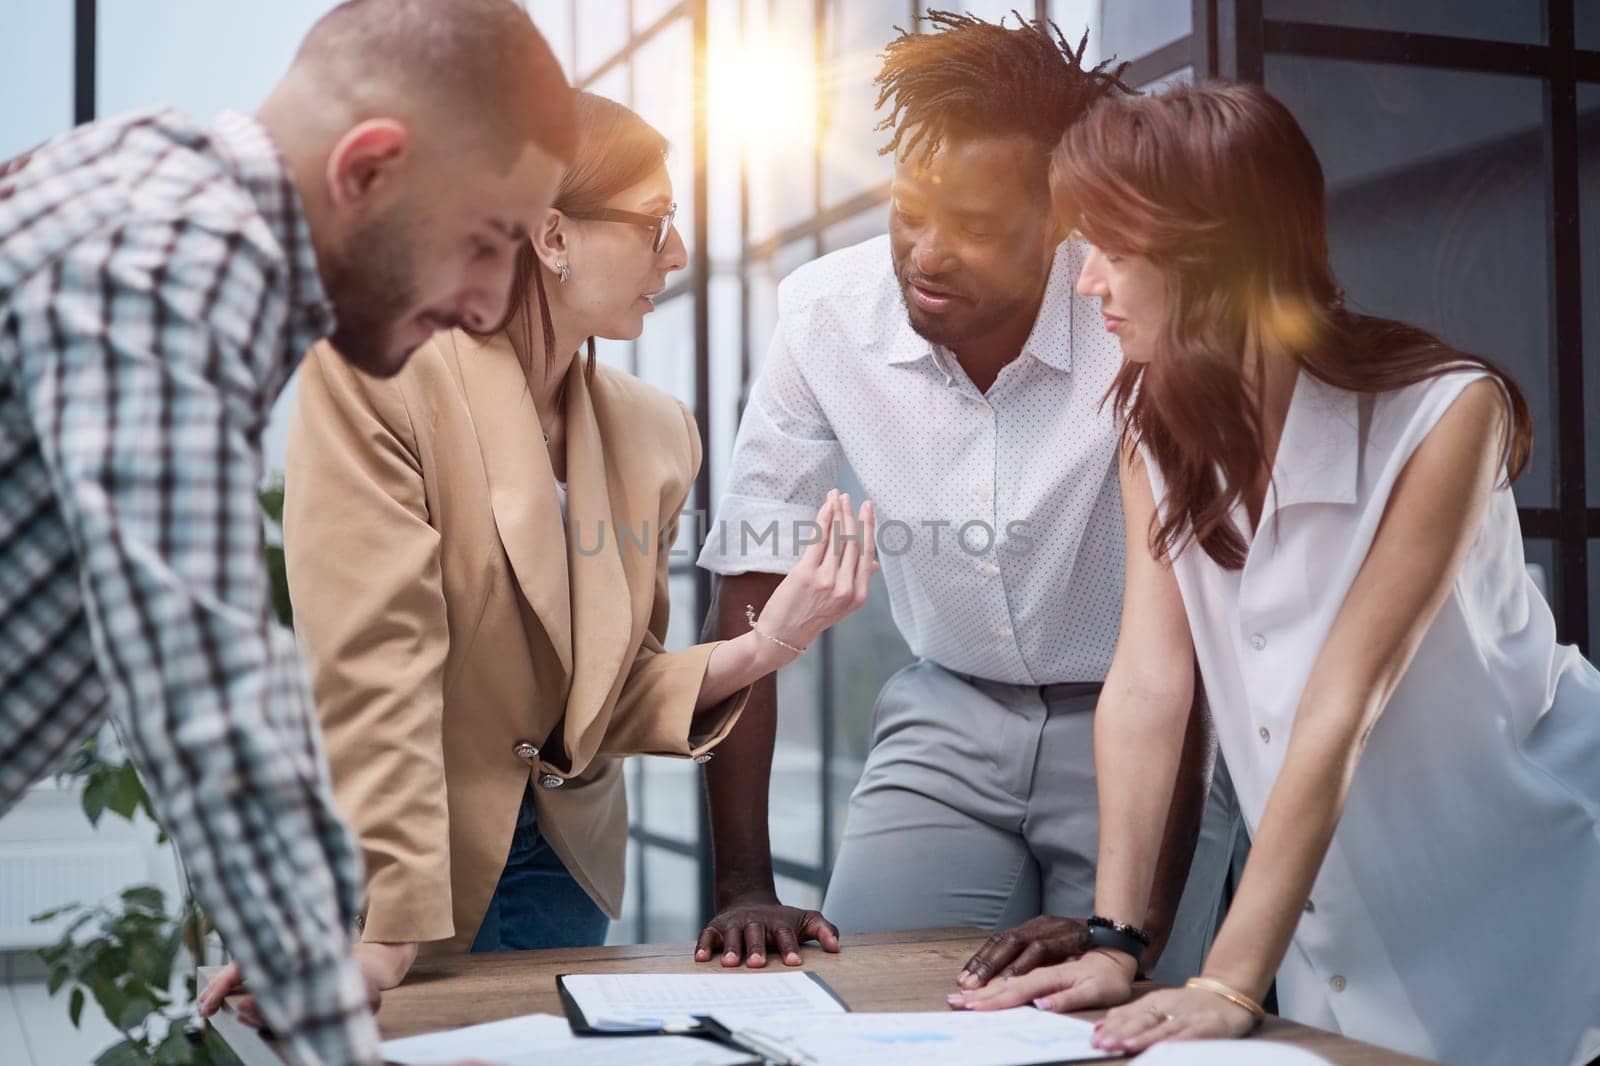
[283,330,745,952]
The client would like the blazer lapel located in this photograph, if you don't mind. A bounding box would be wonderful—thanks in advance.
[447,330,573,678]
[560,364,635,766]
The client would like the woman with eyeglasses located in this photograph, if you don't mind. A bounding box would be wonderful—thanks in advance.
[199,92,874,1011]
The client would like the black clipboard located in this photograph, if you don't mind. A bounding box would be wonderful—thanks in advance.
[557,971,849,1036]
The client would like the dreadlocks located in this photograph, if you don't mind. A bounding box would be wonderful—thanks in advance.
[873,10,1133,164]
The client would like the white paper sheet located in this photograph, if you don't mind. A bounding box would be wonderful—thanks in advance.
[560,971,846,1031]
[378,1012,755,1065]
[706,1007,1120,1065]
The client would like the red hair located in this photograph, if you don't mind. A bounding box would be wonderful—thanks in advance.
[1052,80,1531,569]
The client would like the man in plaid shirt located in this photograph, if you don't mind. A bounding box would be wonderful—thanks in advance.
[0,2,573,1061]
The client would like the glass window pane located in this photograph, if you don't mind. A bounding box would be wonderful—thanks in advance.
[577,0,629,79]
[739,0,818,243]
[606,825,644,943]
[1263,0,1543,45]
[638,847,702,943]
[0,4,72,159]
[1581,1,1600,52]
[708,274,745,501]
[1099,0,1189,64]
[635,752,703,843]
[98,2,338,119]
[1580,85,1600,506]
[1138,65,1194,94]
[745,240,818,379]
[1589,542,1599,659]
[527,0,576,80]
[633,18,696,263]
[1265,56,1555,508]
[771,649,824,867]
[635,293,696,404]
[820,203,889,254]
[636,0,682,32]
[819,0,901,210]
[665,571,698,651]
[587,64,629,105]
[774,874,823,910]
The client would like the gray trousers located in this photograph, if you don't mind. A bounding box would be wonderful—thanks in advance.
[822,660,1244,984]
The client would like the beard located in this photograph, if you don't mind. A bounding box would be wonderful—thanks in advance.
[898,282,1033,350]
[321,210,422,378]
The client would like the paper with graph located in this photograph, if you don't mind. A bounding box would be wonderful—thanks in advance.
[703,1006,1119,1065]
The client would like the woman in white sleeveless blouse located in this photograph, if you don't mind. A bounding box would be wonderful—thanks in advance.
[953,82,1600,1065]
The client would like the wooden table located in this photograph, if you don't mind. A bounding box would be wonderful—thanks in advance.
[205,928,1434,1064]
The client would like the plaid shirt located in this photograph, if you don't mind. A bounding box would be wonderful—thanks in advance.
[0,109,377,1065]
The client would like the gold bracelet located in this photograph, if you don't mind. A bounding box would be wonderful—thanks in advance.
[1186,976,1267,1026]
[744,604,806,656]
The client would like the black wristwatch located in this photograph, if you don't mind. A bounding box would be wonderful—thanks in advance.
[1085,914,1150,965]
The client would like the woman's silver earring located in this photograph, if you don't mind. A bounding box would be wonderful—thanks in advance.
[557,262,571,284]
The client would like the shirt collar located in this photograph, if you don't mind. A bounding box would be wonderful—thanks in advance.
[210,110,337,359]
[1270,369,1360,510]
[887,238,1081,374]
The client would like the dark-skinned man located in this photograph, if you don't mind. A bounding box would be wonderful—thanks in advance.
[694,12,1244,991]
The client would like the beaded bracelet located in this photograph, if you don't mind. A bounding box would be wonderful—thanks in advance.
[745,604,806,656]
[1086,914,1151,946]
[1085,915,1151,963]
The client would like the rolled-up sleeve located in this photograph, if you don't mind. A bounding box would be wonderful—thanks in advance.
[696,325,843,576]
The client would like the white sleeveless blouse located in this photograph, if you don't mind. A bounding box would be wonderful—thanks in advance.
[1144,369,1600,1065]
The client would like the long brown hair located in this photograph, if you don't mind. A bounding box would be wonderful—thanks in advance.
[468,91,668,384]
[1052,80,1531,569]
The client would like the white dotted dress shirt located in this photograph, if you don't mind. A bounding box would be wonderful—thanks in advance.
[698,235,1126,685]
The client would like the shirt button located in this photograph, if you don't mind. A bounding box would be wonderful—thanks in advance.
[513,741,540,763]
[975,485,993,504]
[1304,899,1316,914]
[537,773,566,789]
[1250,633,1267,651]
[996,626,1013,640]
[1329,975,1346,992]
[1258,726,1271,743]
[977,563,1000,578]
[978,401,993,415]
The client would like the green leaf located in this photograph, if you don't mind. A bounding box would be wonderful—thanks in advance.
[81,772,113,825]
[108,762,147,822]
[116,994,157,1032]
[95,1040,151,1066]
[69,987,85,1028]
[154,1022,195,1064]
[121,885,166,913]
[46,965,69,996]
[263,543,294,628]
[259,480,285,525]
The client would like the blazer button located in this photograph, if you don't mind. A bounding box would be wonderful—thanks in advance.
[538,773,566,790]
[514,741,539,763]
[693,753,713,764]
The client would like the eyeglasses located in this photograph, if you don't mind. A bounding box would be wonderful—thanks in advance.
[572,202,677,254]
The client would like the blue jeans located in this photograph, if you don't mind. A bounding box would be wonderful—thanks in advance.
[470,786,609,952]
